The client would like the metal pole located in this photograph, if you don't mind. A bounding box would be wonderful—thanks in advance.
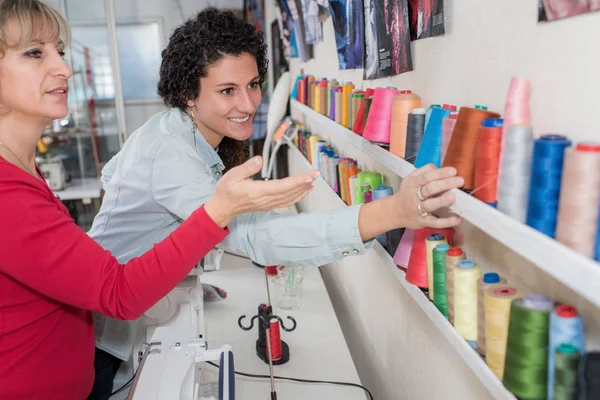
[104,0,128,148]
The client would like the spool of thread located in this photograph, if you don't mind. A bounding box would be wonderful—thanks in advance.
[555,143,600,257]
[476,272,505,356]
[308,136,322,166]
[342,83,355,128]
[485,285,524,379]
[548,305,585,400]
[359,182,371,200]
[328,87,337,120]
[291,76,301,100]
[446,247,466,325]
[355,171,383,204]
[390,90,422,158]
[319,147,329,184]
[268,320,283,360]
[320,80,329,115]
[334,88,343,124]
[338,160,348,203]
[441,113,458,164]
[372,185,394,249]
[433,244,450,317]
[313,140,327,171]
[406,228,454,289]
[527,135,572,237]
[350,92,365,131]
[454,260,482,348]
[426,233,448,300]
[307,77,315,107]
[314,81,321,112]
[363,87,400,146]
[295,77,303,103]
[575,352,600,400]
[363,97,374,132]
[346,164,359,205]
[498,77,531,191]
[443,107,501,190]
[503,295,553,399]
[405,108,426,164]
[327,79,338,113]
[415,107,452,168]
[424,104,441,130]
[442,104,457,112]
[330,156,340,193]
[364,190,373,203]
[473,118,504,203]
[352,88,374,135]
[553,344,580,400]
[496,125,534,223]
[349,175,358,206]
[393,228,414,271]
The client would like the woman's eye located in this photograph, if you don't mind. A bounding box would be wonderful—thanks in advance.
[249,81,260,89]
[25,49,42,58]
[58,51,66,58]
[221,88,234,95]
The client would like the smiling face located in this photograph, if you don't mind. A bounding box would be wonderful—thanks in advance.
[187,52,262,148]
[0,19,72,124]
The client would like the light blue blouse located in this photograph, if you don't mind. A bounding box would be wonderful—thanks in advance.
[88,108,372,360]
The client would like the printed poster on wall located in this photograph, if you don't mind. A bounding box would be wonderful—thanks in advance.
[408,0,445,40]
[329,0,365,70]
[538,0,600,21]
[364,0,413,80]
[300,0,323,45]
[276,0,299,58]
[271,20,289,86]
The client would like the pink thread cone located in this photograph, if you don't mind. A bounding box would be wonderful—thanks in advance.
[393,228,414,270]
[497,77,531,188]
[363,87,401,145]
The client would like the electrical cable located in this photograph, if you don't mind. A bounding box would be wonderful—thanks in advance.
[111,374,135,396]
[205,361,374,400]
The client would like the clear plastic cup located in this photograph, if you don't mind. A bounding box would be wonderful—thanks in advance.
[274,266,304,310]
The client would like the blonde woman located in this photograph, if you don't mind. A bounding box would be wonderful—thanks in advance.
[0,1,318,399]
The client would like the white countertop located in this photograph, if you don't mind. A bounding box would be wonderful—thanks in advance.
[200,253,368,400]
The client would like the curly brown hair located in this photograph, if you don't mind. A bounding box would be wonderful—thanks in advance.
[157,8,268,171]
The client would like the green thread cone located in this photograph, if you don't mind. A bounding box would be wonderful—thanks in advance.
[503,298,552,400]
[553,343,580,400]
[433,244,449,317]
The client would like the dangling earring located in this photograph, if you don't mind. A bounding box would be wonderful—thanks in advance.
[189,107,197,146]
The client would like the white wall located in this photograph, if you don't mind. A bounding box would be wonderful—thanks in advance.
[280,0,600,141]
[271,1,600,399]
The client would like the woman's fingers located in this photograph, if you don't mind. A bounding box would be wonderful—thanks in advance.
[417,166,458,187]
[259,170,319,196]
[423,214,463,229]
[421,191,456,213]
[421,176,464,199]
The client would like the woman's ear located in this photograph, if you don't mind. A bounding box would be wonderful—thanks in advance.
[187,100,195,108]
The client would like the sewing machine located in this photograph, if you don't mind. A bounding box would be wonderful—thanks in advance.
[125,249,235,400]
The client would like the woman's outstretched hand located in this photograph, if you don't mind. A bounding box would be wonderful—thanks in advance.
[205,156,319,227]
[393,164,464,229]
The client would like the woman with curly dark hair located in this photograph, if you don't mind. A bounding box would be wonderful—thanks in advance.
[88,8,464,398]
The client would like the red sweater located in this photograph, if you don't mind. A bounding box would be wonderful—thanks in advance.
[0,158,228,400]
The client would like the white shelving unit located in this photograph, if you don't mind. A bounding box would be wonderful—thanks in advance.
[291,99,600,310]
[287,143,516,400]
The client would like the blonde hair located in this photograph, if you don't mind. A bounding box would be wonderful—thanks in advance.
[0,0,70,52]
